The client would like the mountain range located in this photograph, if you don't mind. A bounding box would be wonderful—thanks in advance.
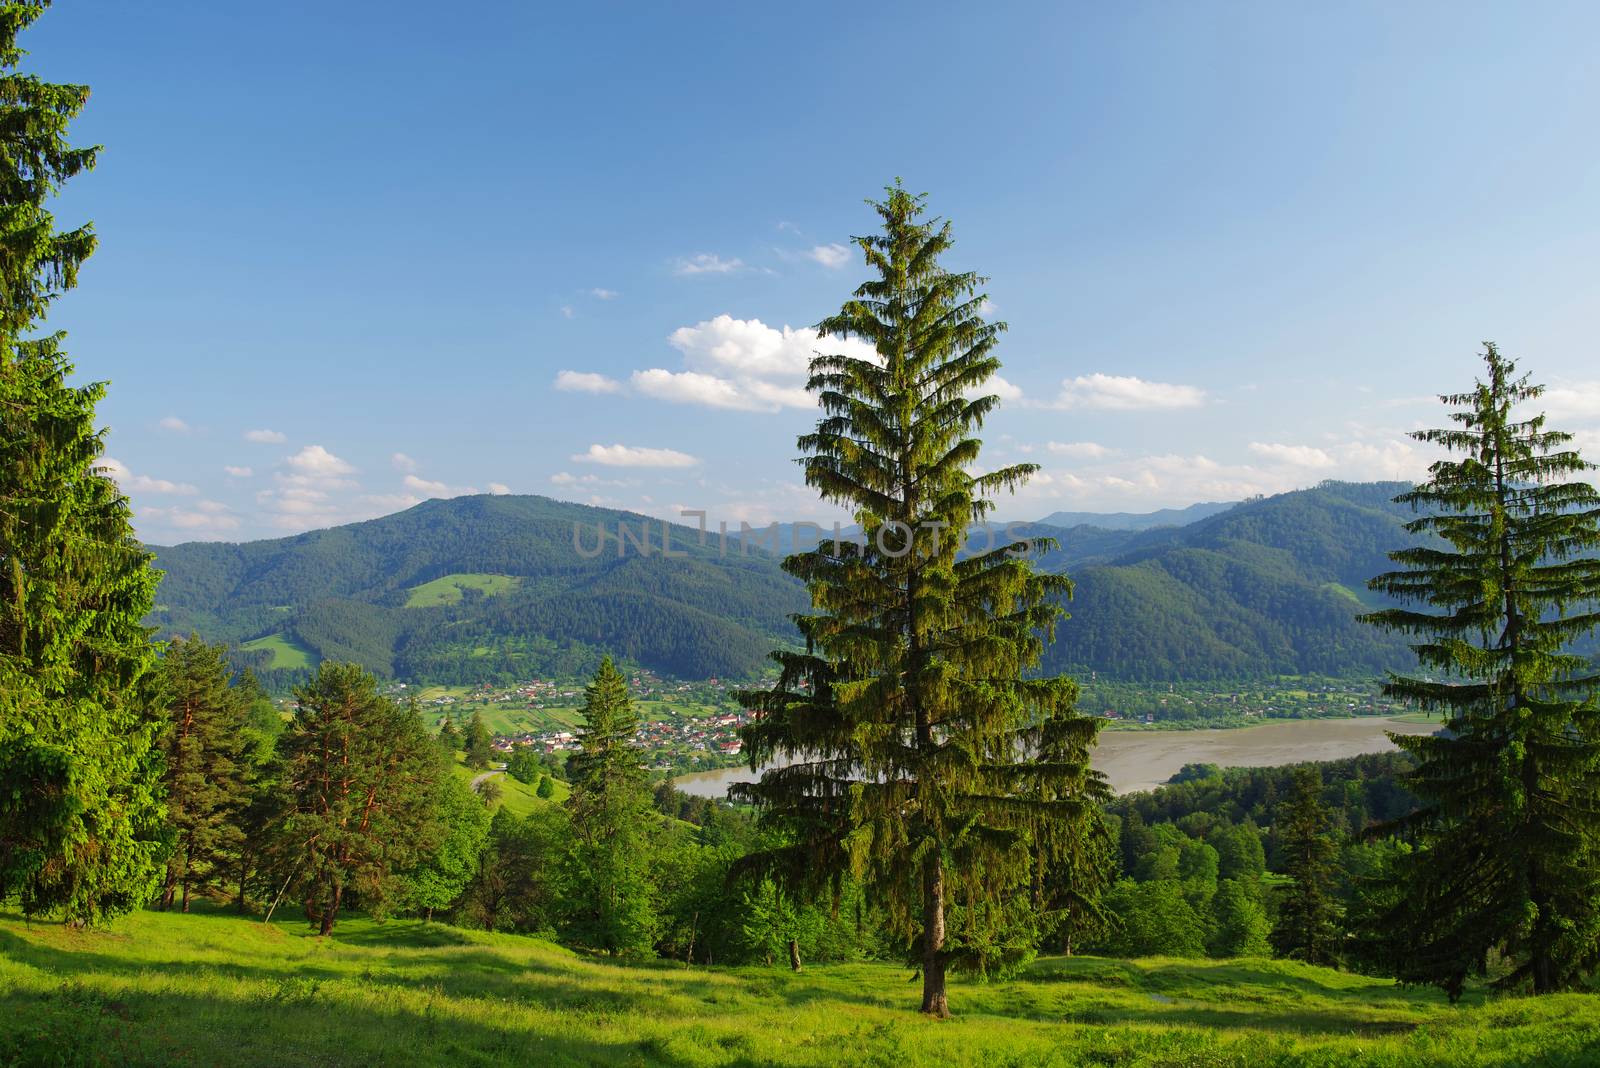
[146,482,1436,688]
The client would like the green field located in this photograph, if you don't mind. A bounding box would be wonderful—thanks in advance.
[237,631,315,670]
[404,573,523,608]
[448,759,570,815]
[4,906,1598,1067]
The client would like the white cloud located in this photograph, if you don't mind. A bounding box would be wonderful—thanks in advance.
[805,243,851,269]
[632,314,877,413]
[487,482,511,495]
[223,465,254,478]
[986,375,1023,402]
[141,500,241,537]
[159,416,190,433]
[98,457,198,496]
[560,304,576,319]
[589,288,619,300]
[573,443,700,468]
[244,428,287,444]
[674,253,744,276]
[1048,373,1206,411]
[1248,442,1337,468]
[391,452,418,472]
[1047,441,1112,459]
[555,370,622,394]
[286,445,356,478]
[1541,381,1600,422]
[402,473,451,495]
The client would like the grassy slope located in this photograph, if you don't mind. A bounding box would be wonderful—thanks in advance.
[3,908,1598,1067]
[404,573,523,608]
[237,631,314,670]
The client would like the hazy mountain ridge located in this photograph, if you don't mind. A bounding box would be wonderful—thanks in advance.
[148,482,1431,687]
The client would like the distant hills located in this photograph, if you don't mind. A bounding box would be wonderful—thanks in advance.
[1035,500,1237,531]
[147,482,1443,688]
[148,495,806,689]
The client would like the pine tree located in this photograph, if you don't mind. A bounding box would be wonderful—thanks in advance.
[280,663,446,934]
[463,710,492,770]
[564,656,656,955]
[735,184,1103,1016]
[156,636,252,912]
[1271,768,1340,966]
[0,0,165,924]
[437,716,460,751]
[1362,343,1600,998]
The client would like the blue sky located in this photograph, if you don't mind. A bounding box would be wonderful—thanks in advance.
[29,1,1600,542]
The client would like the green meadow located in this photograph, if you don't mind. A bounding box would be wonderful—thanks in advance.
[236,631,315,671]
[3,907,1597,1067]
[405,573,523,608]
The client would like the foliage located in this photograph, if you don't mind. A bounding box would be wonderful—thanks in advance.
[736,184,1105,1016]
[563,657,658,955]
[154,636,254,911]
[463,710,492,770]
[1361,344,1600,998]
[401,773,489,920]
[278,664,448,933]
[0,0,165,925]
[1271,768,1341,967]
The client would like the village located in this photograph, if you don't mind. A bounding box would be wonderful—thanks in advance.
[385,667,755,774]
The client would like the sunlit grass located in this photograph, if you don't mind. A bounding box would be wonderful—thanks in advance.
[4,907,1598,1066]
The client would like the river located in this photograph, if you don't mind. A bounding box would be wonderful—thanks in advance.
[671,714,1437,799]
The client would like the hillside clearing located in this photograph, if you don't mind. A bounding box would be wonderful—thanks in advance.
[3,908,1597,1067]
[405,572,524,608]
[236,631,314,670]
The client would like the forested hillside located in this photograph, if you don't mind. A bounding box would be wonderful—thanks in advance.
[1041,482,1423,680]
[148,482,1429,688]
[148,495,806,688]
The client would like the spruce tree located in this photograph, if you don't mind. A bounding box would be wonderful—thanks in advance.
[280,663,446,934]
[735,184,1103,1016]
[156,636,252,912]
[564,656,656,955]
[1362,343,1600,998]
[463,710,493,770]
[1270,768,1340,966]
[0,0,164,924]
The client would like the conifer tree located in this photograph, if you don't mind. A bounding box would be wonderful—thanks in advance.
[0,0,164,924]
[437,715,460,751]
[463,710,492,770]
[280,663,446,934]
[1271,768,1340,966]
[564,656,656,955]
[1362,343,1600,998]
[735,184,1103,1016]
[156,636,252,912]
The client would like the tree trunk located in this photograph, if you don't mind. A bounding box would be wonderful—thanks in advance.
[160,866,178,911]
[319,884,341,936]
[788,938,802,972]
[920,859,949,1018]
[181,879,191,913]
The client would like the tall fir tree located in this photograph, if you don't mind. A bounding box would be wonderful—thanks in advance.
[735,184,1103,1016]
[280,663,446,934]
[156,636,252,912]
[1270,768,1341,966]
[463,710,492,770]
[1362,343,1600,998]
[564,656,656,955]
[0,0,165,924]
